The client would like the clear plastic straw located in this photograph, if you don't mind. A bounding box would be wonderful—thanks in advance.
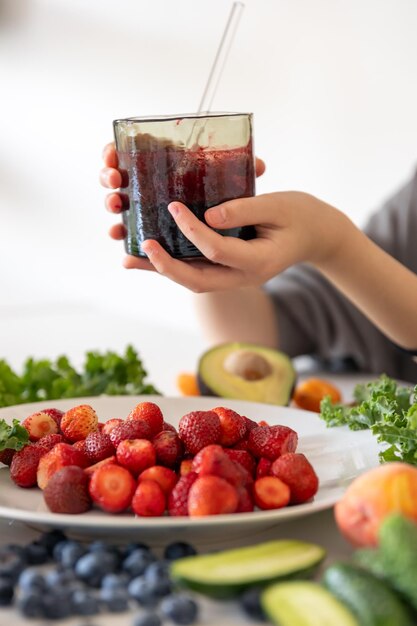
[197,1,245,113]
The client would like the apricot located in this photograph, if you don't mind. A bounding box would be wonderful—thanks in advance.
[293,378,341,412]
[335,462,417,547]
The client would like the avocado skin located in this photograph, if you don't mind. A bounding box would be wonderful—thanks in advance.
[197,342,296,406]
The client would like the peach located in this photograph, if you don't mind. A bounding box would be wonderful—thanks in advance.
[335,462,417,547]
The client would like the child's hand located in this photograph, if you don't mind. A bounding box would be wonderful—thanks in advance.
[127,192,353,292]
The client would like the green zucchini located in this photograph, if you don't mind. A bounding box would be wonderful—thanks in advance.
[323,562,413,626]
[262,580,359,626]
[170,540,325,598]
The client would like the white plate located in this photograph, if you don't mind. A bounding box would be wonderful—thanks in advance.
[0,395,380,543]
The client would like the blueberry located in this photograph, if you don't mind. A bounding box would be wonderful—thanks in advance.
[24,541,50,565]
[53,539,70,562]
[160,594,199,625]
[17,592,45,618]
[88,541,122,565]
[0,545,27,583]
[240,586,267,621]
[42,588,73,620]
[45,566,77,588]
[60,540,87,568]
[163,542,197,561]
[38,529,68,556]
[18,568,46,592]
[71,588,101,616]
[144,561,172,597]
[0,577,14,606]
[75,551,118,587]
[128,577,159,608]
[99,586,130,612]
[123,548,155,578]
[132,612,162,626]
[101,572,130,590]
[122,542,151,559]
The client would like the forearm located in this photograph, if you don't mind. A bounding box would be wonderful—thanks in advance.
[316,224,417,350]
[194,287,278,348]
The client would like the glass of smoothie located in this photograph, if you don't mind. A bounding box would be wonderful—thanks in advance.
[113,112,256,259]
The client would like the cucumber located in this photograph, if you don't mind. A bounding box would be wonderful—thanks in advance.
[262,580,359,626]
[171,540,325,598]
[323,562,413,626]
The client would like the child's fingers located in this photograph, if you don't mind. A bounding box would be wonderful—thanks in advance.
[141,240,245,292]
[100,167,122,189]
[102,143,118,168]
[123,255,156,271]
[204,193,281,230]
[255,157,266,178]
[167,202,256,270]
[108,223,126,240]
[105,193,129,214]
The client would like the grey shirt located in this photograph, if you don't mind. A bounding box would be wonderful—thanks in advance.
[265,169,417,382]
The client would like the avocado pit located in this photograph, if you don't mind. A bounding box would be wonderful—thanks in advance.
[223,350,272,381]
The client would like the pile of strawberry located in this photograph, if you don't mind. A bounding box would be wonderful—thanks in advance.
[0,402,319,517]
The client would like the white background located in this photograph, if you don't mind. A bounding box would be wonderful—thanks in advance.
[1,0,417,378]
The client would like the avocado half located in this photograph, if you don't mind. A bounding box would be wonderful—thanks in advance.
[197,342,296,406]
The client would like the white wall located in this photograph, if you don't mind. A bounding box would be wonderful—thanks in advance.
[1,0,417,335]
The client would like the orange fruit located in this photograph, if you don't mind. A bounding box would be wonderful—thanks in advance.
[292,378,341,412]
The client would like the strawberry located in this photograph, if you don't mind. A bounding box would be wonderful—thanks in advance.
[152,431,183,468]
[138,466,178,495]
[37,442,89,490]
[256,457,272,479]
[127,402,164,436]
[41,408,65,429]
[192,444,251,488]
[162,421,177,433]
[223,449,256,477]
[10,444,49,488]
[248,425,298,461]
[84,432,115,464]
[131,480,166,517]
[22,411,58,442]
[168,471,198,516]
[232,438,250,451]
[35,433,63,451]
[0,449,15,467]
[188,476,239,517]
[60,405,99,442]
[271,453,319,504]
[84,455,117,477]
[211,407,247,447]
[243,416,258,432]
[102,418,123,435]
[253,476,290,510]
[236,487,255,513]
[116,439,156,476]
[178,411,221,455]
[43,465,91,514]
[109,420,151,448]
[89,464,136,513]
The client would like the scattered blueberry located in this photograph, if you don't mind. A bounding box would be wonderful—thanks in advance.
[53,539,70,563]
[144,561,172,597]
[123,548,156,578]
[60,540,87,568]
[99,586,130,612]
[23,541,49,565]
[128,577,159,608]
[38,529,68,556]
[132,612,162,626]
[45,566,77,588]
[240,586,267,621]
[75,551,118,587]
[0,576,14,606]
[160,593,199,625]
[122,542,151,559]
[164,542,197,561]
[17,592,45,618]
[18,568,46,592]
[71,588,101,616]
[101,572,130,590]
[0,545,27,582]
[42,588,73,620]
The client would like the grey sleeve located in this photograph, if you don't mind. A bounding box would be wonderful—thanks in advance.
[265,170,417,379]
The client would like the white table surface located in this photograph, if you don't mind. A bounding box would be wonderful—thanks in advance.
[0,304,379,625]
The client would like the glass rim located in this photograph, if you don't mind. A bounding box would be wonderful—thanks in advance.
[113,111,253,125]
